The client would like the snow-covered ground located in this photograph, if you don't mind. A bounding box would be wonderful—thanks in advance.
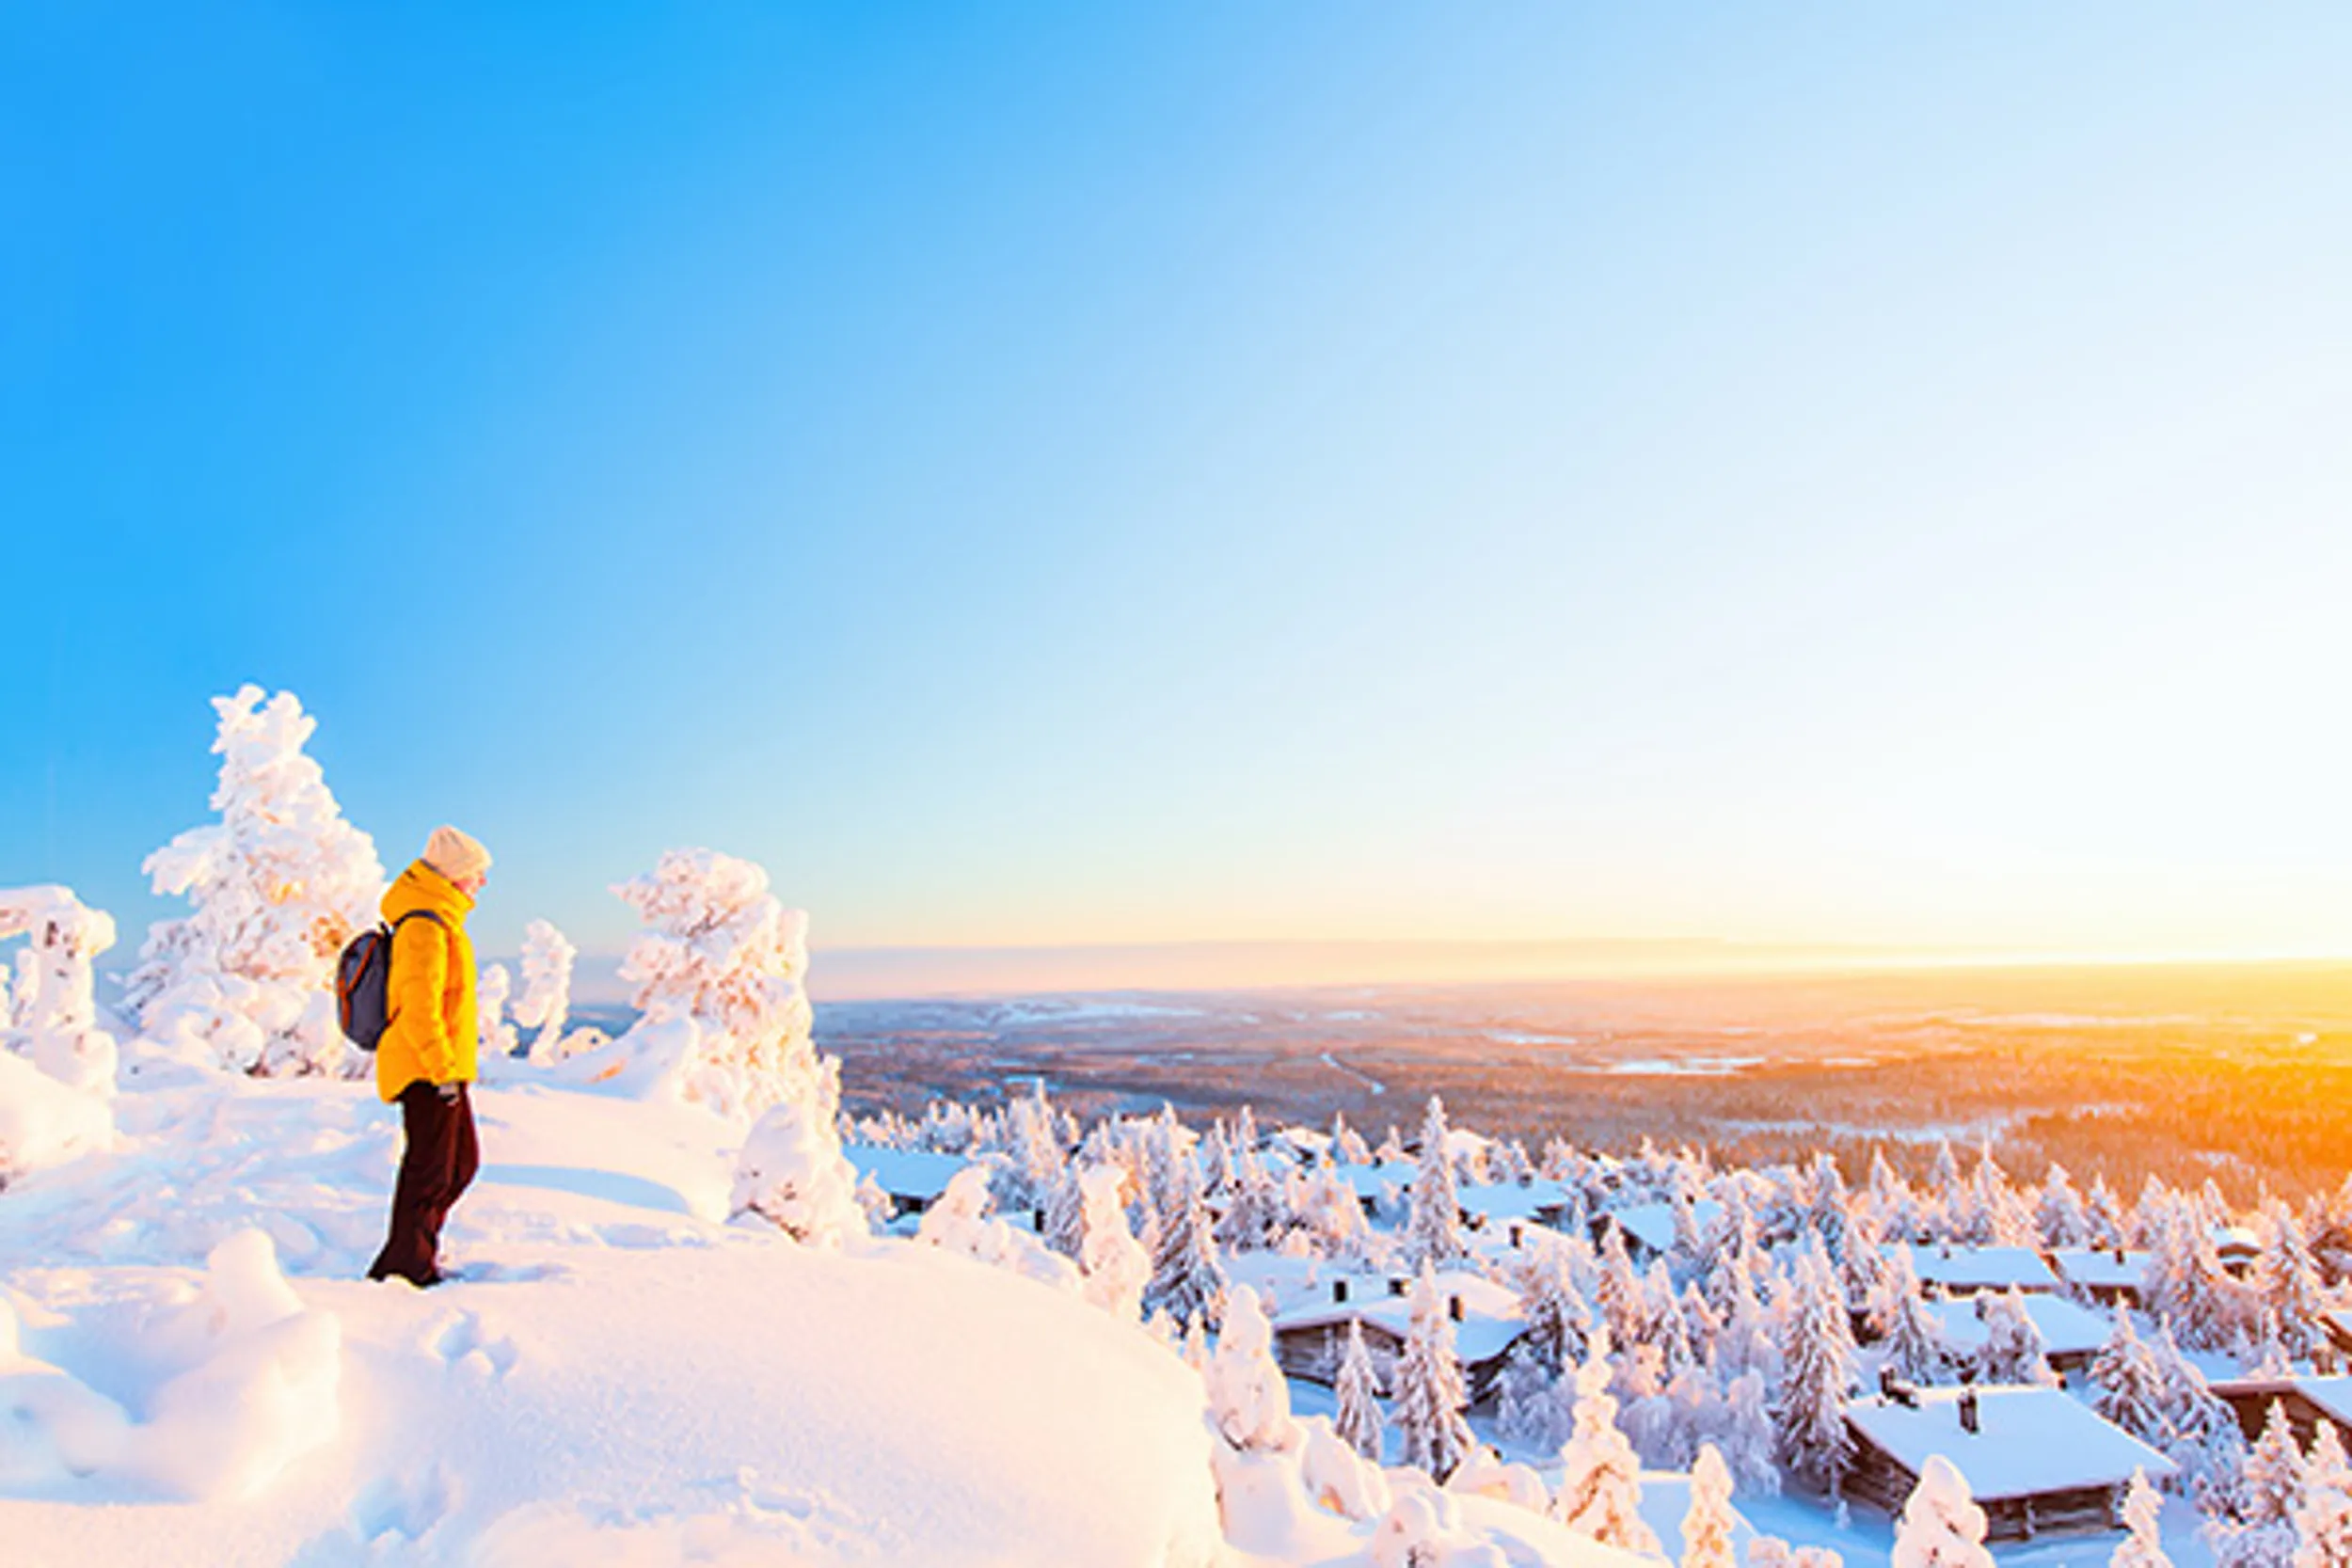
[2,1065,1224,1566]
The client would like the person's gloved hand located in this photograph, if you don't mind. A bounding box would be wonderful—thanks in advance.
[437,1082,463,1104]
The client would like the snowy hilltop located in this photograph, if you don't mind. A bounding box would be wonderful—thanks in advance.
[6,688,2352,1567]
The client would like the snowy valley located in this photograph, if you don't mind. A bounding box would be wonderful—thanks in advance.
[6,689,2352,1568]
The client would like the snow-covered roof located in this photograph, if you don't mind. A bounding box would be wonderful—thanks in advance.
[1271,1270,1527,1367]
[1893,1243,2059,1292]
[2210,1375,2352,1428]
[1457,1179,1575,1224]
[2214,1224,2264,1258]
[844,1144,971,1203]
[2047,1248,2152,1291]
[1925,1292,2114,1359]
[1604,1200,1722,1257]
[1336,1160,1420,1201]
[1846,1386,2175,1500]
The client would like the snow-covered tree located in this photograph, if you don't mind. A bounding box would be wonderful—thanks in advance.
[1891,1454,1994,1568]
[1723,1368,1782,1497]
[515,918,580,1063]
[1597,1221,1650,1347]
[2154,1320,2246,1501]
[2257,1199,2330,1366]
[1516,1240,1593,1374]
[1146,1146,1227,1329]
[1683,1444,1738,1568]
[1496,1339,1571,1454]
[1216,1144,1284,1254]
[125,686,384,1075]
[2296,1422,2352,1568]
[1554,1324,1662,1552]
[2088,1177,2131,1251]
[582,848,828,1120]
[1872,1247,1948,1384]
[1775,1243,1858,1496]
[477,962,517,1060]
[2113,1467,2172,1568]
[1041,1160,1088,1259]
[1392,1269,1475,1482]
[994,1079,1067,1215]
[1335,1318,1387,1463]
[1207,1286,1300,1453]
[1406,1097,1468,1268]
[2039,1165,2090,1250]
[1976,1288,2059,1386]
[2092,1308,2170,1446]
[2249,1403,2312,1529]
[0,886,119,1094]
[0,886,119,1183]
[1074,1162,1150,1321]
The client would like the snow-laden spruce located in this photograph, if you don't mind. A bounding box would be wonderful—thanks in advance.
[0,885,119,1184]
[2114,1468,2173,1568]
[1553,1323,1661,1553]
[123,686,384,1076]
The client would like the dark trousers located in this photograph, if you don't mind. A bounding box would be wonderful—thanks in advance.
[369,1081,479,1285]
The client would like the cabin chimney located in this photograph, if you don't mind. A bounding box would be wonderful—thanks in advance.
[1959,1387,1980,1435]
[1449,1294,1464,1323]
[1333,1279,1349,1305]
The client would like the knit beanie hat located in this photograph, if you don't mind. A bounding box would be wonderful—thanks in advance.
[424,825,492,883]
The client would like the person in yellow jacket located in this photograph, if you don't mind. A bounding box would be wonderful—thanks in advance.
[367,825,490,1287]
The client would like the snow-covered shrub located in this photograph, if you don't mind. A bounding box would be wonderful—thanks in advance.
[915,1164,1076,1291]
[514,918,579,1062]
[1368,1486,1509,1568]
[478,962,517,1060]
[575,848,824,1120]
[1302,1415,1393,1522]
[1891,1455,1994,1568]
[0,886,119,1186]
[1,885,119,1093]
[729,1072,868,1248]
[1443,1446,1549,1512]
[123,687,384,1076]
[1208,1286,1301,1453]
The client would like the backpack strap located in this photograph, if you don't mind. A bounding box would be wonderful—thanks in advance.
[391,910,448,934]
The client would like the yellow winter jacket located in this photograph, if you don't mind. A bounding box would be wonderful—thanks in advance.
[374,860,478,1101]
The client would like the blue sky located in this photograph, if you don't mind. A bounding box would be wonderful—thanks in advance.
[7,5,2351,964]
